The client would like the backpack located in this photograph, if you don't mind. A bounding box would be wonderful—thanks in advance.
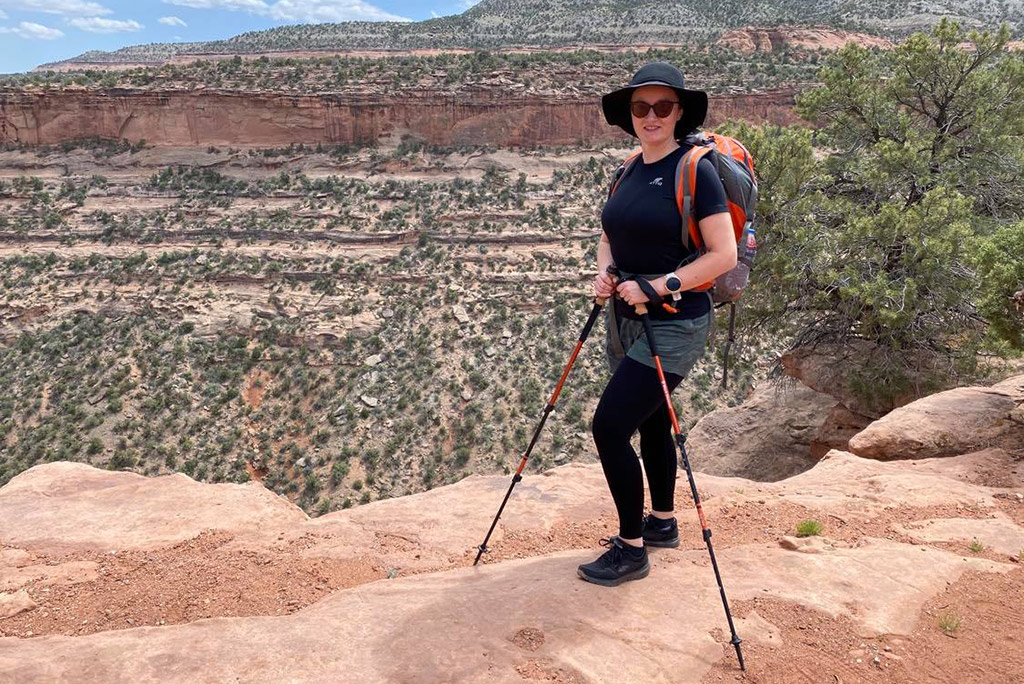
[607,132,759,388]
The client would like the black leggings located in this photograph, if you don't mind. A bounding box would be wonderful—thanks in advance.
[592,356,683,539]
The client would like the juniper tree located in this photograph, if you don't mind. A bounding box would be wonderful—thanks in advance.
[738,20,1024,410]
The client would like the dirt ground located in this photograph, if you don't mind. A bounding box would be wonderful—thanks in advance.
[0,531,383,638]
[700,567,1024,684]
[5,498,1020,660]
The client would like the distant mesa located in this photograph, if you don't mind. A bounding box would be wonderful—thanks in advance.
[28,0,1020,70]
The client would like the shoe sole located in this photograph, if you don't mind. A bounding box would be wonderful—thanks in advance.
[645,536,680,548]
[576,561,651,587]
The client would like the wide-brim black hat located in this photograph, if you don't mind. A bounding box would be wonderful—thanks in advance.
[602,62,708,139]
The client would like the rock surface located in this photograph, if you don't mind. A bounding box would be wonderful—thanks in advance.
[848,376,1024,461]
[811,401,873,459]
[687,382,837,481]
[0,446,1022,682]
[779,343,913,418]
[717,26,893,53]
[897,517,1024,557]
[0,591,36,620]
[0,462,305,552]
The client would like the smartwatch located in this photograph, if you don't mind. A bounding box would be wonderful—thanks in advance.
[664,273,682,294]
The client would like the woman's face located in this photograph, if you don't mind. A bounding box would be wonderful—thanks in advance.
[630,84,683,148]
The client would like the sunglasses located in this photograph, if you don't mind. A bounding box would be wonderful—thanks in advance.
[629,100,679,118]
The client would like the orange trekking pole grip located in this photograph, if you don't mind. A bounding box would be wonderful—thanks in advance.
[634,301,746,671]
[473,293,609,566]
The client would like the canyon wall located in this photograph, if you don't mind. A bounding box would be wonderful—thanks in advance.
[0,88,800,147]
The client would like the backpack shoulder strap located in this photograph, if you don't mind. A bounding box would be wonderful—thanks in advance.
[607,150,643,199]
[673,144,715,251]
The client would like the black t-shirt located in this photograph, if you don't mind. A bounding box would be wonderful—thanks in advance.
[601,144,729,319]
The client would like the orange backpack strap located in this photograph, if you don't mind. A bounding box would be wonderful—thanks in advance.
[674,145,714,252]
[674,144,717,292]
[608,150,643,198]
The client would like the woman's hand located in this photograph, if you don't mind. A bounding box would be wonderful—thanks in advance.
[615,280,651,306]
[594,271,618,299]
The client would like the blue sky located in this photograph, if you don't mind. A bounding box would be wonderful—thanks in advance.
[0,0,481,74]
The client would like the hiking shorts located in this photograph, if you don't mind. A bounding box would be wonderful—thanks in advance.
[605,310,710,379]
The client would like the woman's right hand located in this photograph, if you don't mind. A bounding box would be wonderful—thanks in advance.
[594,270,618,299]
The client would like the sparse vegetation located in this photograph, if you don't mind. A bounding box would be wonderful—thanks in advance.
[937,611,962,635]
[795,520,823,537]
[0,143,764,513]
[1,47,821,96]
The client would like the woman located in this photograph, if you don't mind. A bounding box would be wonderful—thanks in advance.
[578,62,737,586]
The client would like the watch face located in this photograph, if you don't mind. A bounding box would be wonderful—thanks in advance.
[666,275,681,292]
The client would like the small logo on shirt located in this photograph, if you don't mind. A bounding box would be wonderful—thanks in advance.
[649,177,663,186]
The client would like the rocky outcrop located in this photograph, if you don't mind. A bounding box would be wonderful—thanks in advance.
[779,343,914,418]
[812,402,873,459]
[1,448,1022,683]
[848,374,1024,461]
[718,26,892,54]
[686,382,838,481]
[2,447,1023,682]
[0,88,800,147]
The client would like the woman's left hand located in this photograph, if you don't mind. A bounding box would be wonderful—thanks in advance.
[615,280,652,306]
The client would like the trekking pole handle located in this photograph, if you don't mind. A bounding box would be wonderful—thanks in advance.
[595,264,618,307]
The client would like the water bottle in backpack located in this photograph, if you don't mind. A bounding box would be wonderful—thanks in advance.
[713,225,756,303]
[742,227,757,266]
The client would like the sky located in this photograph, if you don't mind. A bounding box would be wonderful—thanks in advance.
[0,0,481,73]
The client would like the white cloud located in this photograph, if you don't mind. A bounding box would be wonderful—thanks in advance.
[0,0,112,16]
[0,9,7,18]
[69,16,143,32]
[0,20,65,38]
[270,0,411,22]
[162,0,411,23]
[164,0,268,11]
[159,15,187,26]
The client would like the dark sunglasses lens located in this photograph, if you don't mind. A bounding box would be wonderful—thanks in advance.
[629,102,651,118]
[653,101,677,117]
[629,100,677,118]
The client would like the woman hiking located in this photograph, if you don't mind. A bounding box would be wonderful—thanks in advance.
[578,62,738,586]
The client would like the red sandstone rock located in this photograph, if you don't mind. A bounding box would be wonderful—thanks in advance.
[848,376,1024,460]
[718,26,893,54]
[0,89,800,147]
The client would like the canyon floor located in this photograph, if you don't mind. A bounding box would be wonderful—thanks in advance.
[1,445,1022,683]
[0,140,773,519]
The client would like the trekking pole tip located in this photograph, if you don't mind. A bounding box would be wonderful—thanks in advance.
[731,637,745,671]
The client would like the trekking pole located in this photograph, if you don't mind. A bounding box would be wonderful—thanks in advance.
[473,294,608,566]
[635,301,746,671]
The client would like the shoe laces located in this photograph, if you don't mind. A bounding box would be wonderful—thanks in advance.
[596,536,638,565]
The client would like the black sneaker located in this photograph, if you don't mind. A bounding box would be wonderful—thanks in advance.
[577,537,650,586]
[641,514,680,548]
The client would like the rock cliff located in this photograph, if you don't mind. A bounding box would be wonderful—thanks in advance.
[0,89,799,147]
[717,27,893,54]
